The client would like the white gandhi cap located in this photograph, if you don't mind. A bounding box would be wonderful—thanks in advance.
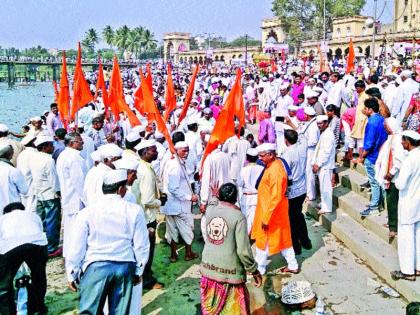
[114,158,139,171]
[99,143,123,159]
[257,143,277,153]
[135,139,156,151]
[103,169,128,185]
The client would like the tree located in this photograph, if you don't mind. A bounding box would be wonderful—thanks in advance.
[127,27,144,59]
[141,29,157,56]
[113,25,130,52]
[82,28,100,52]
[228,36,261,48]
[102,25,115,50]
[272,0,365,50]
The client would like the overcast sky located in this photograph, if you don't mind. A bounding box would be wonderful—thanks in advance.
[0,0,393,49]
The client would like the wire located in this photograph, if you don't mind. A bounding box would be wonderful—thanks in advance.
[377,0,387,20]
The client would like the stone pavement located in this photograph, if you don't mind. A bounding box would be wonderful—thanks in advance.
[45,210,407,314]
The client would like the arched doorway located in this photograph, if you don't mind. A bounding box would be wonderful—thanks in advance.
[335,48,342,59]
[166,41,174,61]
[365,46,370,58]
[215,55,219,61]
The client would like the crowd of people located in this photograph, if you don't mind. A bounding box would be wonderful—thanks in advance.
[0,58,419,314]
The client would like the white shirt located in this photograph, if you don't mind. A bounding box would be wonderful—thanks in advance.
[65,194,150,281]
[83,163,112,206]
[56,147,87,215]
[200,149,230,205]
[185,130,200,181]
[282,137,308,198]
[312,128,336,170]
[162,158,192,215]
[237,162,264,196]
[223,136,250,182]
[326,81,343,107]
[80,134,95,170]
[0,210,47,254]
[275,94,294,119]
[29,151,60,201]
[0,161,28,215]
[301,118,320,150]
[393,78,419,124]
[395,147,420,225]
[16,147,38,191]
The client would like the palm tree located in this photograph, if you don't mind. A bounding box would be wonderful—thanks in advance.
[82,28,100,52]
[127,27,144,59]
[113,25,130,53]
[141,29,158,56]
[102,25,114,50]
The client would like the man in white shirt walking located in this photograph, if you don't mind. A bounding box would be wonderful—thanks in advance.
[66,170,150,314]
[31,135,61,257]
[312,115,336,214]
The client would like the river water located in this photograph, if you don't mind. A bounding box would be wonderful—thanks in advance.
[0,82,54,132]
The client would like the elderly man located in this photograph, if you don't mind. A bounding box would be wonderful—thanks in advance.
[391,130,420,281]
[162,141,199,262]
[251,143,298,275]
[66,170,150,314]
[393,70,419,125]
[311,115,336,214]
[56,132,87,256]
[0,143,28,215]
[132,139,164,290]
[83,144,122,206]
[0,123,24,167]
[31,135,61,256]
[85,114,108,150]
[305,90,325,115]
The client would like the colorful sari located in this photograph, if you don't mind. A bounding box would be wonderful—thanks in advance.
[200,276,250,315]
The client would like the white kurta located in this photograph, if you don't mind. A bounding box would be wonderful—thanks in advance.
[393,78,419,125]
[0,161,28,215]
[16,147,38,211]
[29,151,60,202]
[301,119,320,200]
[223,136,250,183]
[185,130,200,182]
[80,134,95,170]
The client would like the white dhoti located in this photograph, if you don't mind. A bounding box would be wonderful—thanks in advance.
[319,168,333,213]
[63,212,77,257]
[306,149,316,200]
[255,245,298,275]
[342,120,355,151]
[165,213,194,245]
[240,194,258,234]
[275,129,285,156]
[397,222,420,275]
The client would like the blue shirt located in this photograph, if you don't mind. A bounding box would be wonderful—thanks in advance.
[363,113,388,164]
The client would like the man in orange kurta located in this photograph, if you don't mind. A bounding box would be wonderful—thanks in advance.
[251,143,299,275]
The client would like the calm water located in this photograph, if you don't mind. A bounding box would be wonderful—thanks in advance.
[0,82,54,132]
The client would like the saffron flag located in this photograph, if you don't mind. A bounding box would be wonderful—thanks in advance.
[52,80,59,102]
[139,69,175,153]
[270,59,278,73]
[108,55,140,127]
[70,42,93,121]
[281,49,286,65]
[346,38,355,74]
[57,51,70,127]
[177,64,199,126]
[95,56,110,118]
[163,63,176,122]
[201,68,245,169]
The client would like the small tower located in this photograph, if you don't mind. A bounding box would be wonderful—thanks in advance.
[163,33,191,64]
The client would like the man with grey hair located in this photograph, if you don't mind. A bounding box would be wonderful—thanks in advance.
[0,144,28,215]
[393,70,419,125]
[56,132,87,256]
[0,123,24,167]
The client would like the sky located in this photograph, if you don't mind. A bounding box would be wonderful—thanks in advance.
[0,0,393,50]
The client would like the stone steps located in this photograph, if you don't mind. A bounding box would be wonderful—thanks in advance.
[306,160,420,302]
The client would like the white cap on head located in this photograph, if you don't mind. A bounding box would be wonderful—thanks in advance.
[305,90,319,98]
[21,134,36,146]
[0,124,9,133]
[279,83,289,90]
[114,158,139,171]
[402,130,420,141]
[90,150,102,162]
[103,169,127,185]
[99,143,123,159]
[135,139,156,151]
[400,70,413,78]
[154,131,164,139]
[187,116,198,125]
[126,131,141,143]
[281,281,315,305]
[316,115,329,123]
[261,76,268,82]
[203,108,212,114]
[131,125,146,134]
[257,143,277,153]
[288,105,299,112]
[92,112,103,120]
[246,148,258,157]
[174,141,189,149]
[30,116,42,122]
[313,86,324,93]
[304,107,316,116]
[34,135,54,147]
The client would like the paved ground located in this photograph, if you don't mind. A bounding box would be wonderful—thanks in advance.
[44,206,407,314]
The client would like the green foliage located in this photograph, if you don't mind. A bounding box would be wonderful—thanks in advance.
[82,28,100,53]
[272,0,366,49]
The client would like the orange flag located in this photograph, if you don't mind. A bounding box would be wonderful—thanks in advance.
[70,42,93,121]
[177,64,199,126]
[95,56,110,118]
[108,55,141,127]
[163,64,176,122]
[346,38,355,74]
[52,80,59,102]
[270,59,278,73]
[140,69,175,153]
[201,68,245,169]
[57,51,70,127]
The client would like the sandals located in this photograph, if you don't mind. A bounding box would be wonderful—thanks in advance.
[280,266,300,274]
[184,252,199,261]
[390,270,416,281]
